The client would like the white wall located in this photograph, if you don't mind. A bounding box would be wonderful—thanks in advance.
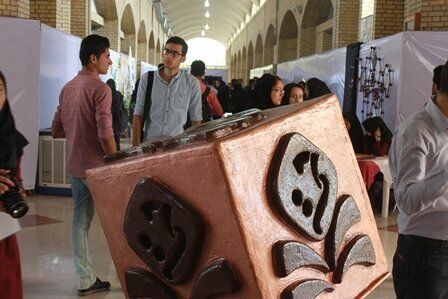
[0,17,41,189]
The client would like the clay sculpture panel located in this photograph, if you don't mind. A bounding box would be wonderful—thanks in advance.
[86,96,388,298]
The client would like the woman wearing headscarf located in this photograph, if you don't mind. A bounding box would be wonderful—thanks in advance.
[247,73,285,110]
[281,82,307,105]
[306,77,331,100]
[0,70,28,299]
[106,79,127,150]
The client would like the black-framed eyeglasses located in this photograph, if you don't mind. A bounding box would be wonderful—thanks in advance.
[163,48,183,58]
[271,88,284,94]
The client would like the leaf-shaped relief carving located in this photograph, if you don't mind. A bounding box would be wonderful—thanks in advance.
[281,279,334,299]
[273,241,330,277]
[267,133,338,240]
[190,258,239,299]
[124,177,205,285]
[333,235,376,284]
[325,195,361,270]
[125,267,178,299]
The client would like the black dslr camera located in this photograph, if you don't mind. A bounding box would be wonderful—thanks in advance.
[1,174,29,218]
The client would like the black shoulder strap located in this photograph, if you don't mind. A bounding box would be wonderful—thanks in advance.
[141,71,155,142]
[202,86,211,99]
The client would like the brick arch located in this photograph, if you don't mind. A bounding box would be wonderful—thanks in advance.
[137,21,148,62]
[148,31,155,64]
[300,0,334,57]
[247,41,254,78]
[241,46,247,83]
[93,0,118,20]
[91,0,120,51]
[120,3,136,56]
[264,24,275,66]
[254,34,263,68]
[278,10,298,63]
[237,50,242,79]
[156,39,161,65]
[233,53,238,80]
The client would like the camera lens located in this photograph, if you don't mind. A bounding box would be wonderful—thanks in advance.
[1,175,29,219]
[9,200,29,219]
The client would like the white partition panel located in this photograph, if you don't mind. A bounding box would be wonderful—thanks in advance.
[140,61,158,76]
[0,17,41,189]
[277,47,347,107]
[40,24,82,130]
[397,31,448,126]
[205,68,228,83]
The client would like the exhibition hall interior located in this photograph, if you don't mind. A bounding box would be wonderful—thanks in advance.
[1,0,448,298]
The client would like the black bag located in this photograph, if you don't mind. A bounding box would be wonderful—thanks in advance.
[184,86,213,129]
[201,86,213,122]
[141,71,155,142]
[111,91,128,134]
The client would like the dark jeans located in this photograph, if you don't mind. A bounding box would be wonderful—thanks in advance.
[393,234,448,299]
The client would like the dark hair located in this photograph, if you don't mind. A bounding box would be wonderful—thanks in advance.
[441,61,448,95]
[281,83,306,105]
[0,71,6,95]
[433,65,445,90]
[190,60,205,76]
[106,78,116,91]
[166,36,188,55]
[306,77,331,100]
[79,34,110,66]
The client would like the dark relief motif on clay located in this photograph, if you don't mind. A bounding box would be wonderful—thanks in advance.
[268,133,376,297]
[124,178,241,298]
[124,177,205,285]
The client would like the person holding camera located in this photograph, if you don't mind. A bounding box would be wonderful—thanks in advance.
[0,70,28,299]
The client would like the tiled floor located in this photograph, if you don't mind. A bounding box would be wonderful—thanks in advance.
[15,194,399,299]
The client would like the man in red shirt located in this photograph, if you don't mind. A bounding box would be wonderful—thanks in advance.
[52,34,116,296]
[190,60,223,119]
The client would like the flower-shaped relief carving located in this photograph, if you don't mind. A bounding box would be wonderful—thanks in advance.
[268,133,376,298]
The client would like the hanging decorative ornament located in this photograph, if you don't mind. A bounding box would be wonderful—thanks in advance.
[358,46,394,121]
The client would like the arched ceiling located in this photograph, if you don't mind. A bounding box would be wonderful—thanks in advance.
[160,0,259,45]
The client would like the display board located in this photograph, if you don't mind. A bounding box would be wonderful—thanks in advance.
[40,24,82,130]
[277,47,347,108]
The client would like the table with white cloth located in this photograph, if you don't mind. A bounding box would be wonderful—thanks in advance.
[357,156,393,218]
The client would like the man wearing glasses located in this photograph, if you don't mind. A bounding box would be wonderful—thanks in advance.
[132,36,202,145]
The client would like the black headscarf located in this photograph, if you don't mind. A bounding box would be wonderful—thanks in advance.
[306,77,331,100]
[0,99,28,169]
[250,74,282,110]
[281,82,306,105]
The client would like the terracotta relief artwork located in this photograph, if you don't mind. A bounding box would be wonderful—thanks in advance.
[268,133,376,298]
[124,178,240,299]
[85,95,389,299]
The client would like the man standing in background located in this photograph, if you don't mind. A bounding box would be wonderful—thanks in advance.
[52,34,116,296]
[132,36,202,145]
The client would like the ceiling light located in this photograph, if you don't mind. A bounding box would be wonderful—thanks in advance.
[205,10,210,18]
[205,23,209,30]
[204,0,209,8]
[201,30,205,36]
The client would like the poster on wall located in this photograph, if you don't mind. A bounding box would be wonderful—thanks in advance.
[100,51,136,104]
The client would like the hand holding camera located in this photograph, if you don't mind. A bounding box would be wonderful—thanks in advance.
[0,169,13,196]
[0,169,28,218]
